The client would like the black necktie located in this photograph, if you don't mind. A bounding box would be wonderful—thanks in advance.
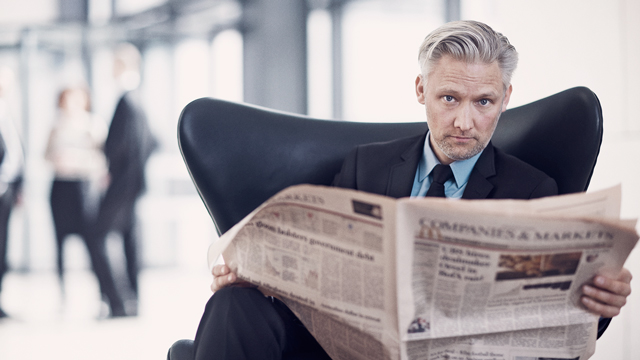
[425,164,453,198]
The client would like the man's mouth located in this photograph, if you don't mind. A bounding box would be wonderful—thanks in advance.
[448,135,475,142]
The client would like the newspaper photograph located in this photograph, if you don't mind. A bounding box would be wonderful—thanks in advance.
[207,184,638,360]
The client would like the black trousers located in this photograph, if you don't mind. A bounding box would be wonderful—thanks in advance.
[50,180,88,282]
[194,287,331,360]
[0,181,19,293]
[50,179,129,314]
[92,182,140,298]
[90,199,138,315]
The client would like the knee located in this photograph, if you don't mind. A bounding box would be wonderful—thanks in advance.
[202,287,285,330]
[206,286,266,311]
[195,288,289,359]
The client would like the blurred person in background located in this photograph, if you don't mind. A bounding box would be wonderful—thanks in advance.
[89,43,157,317]
[0,66,24,319]
[45,86,108,300]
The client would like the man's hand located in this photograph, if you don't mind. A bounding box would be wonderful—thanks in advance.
[210,264,253,292]
[581,268,632,318]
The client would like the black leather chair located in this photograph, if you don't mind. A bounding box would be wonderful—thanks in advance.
[167,86,603,359]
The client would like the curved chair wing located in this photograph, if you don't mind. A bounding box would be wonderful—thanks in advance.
[178,86,602,235]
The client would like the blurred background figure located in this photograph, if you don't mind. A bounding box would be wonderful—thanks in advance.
[90,43,157,317]
[0,66,24,319]
[45,85,108,297]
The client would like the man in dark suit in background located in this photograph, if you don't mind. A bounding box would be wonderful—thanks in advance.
[200,20,632,359]
[89,43,157,317]
[0,66,23,319]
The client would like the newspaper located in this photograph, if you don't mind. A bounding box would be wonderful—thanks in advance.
[207,184,638,360]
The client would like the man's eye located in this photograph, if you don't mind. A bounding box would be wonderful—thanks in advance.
[444,95,454,102]
[479,99,490,106]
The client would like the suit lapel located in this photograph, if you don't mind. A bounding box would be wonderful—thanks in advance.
[386,134,426,198]
[462,142,496,199]
[382,136,497,199]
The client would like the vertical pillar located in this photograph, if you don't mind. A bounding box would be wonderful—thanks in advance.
[241,0,309,114]
[445,0,461,22]
[330,2,343,120]
[17,30,38,272]
[59,0,89,22]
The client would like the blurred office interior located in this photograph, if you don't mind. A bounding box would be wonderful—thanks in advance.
[0,0,638,359]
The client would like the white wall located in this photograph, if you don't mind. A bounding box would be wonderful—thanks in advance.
[0,0,57,25]
[340,0,444,122]
[462,1,640,359]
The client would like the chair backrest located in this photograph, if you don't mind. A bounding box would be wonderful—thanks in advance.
[178,86,602,235]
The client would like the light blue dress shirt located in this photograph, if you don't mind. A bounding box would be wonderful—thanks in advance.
[410,132,483,199]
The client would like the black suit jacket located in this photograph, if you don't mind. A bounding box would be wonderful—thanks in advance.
[94,91,157,235]
[333,133,558,199]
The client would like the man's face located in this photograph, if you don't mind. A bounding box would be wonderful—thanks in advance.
[415,55,512,165]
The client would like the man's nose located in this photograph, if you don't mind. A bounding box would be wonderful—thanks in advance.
[453,103,473,131]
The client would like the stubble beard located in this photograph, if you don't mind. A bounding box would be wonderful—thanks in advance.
[435,135,488,162]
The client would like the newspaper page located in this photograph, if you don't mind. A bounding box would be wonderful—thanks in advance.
[209,185,402,360]
[395,186,637,360]
[207,185,638,360]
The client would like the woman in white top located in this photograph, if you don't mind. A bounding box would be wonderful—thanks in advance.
[45,86,107,292]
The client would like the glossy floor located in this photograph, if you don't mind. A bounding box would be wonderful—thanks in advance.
[0,267,212,360]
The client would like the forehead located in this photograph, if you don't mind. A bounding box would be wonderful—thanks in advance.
[426,56,504,95]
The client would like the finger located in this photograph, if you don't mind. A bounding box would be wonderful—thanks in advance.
[616,268,633,283]
[211,264,230,277]
[593,274,632,297]
[211,271,236,292]
[583,284,627,308]
[581,295,622,318]
[217,272,236,288]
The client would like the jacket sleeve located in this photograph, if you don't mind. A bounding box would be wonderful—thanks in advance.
[331,146,359,190]
[529,176,559,199]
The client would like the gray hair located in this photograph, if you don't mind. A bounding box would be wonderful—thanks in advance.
[418,20,518,90]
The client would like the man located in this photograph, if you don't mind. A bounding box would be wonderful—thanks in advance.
[200,20,631,359]
[89,43,157,317]
[0,66,23,319]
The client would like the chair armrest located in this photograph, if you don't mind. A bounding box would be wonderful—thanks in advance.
[167,339,194,360]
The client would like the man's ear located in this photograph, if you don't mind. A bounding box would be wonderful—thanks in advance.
[501,84,513,112]
[415,74,426,105]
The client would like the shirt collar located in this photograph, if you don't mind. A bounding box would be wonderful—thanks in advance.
[417,132,483,187]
